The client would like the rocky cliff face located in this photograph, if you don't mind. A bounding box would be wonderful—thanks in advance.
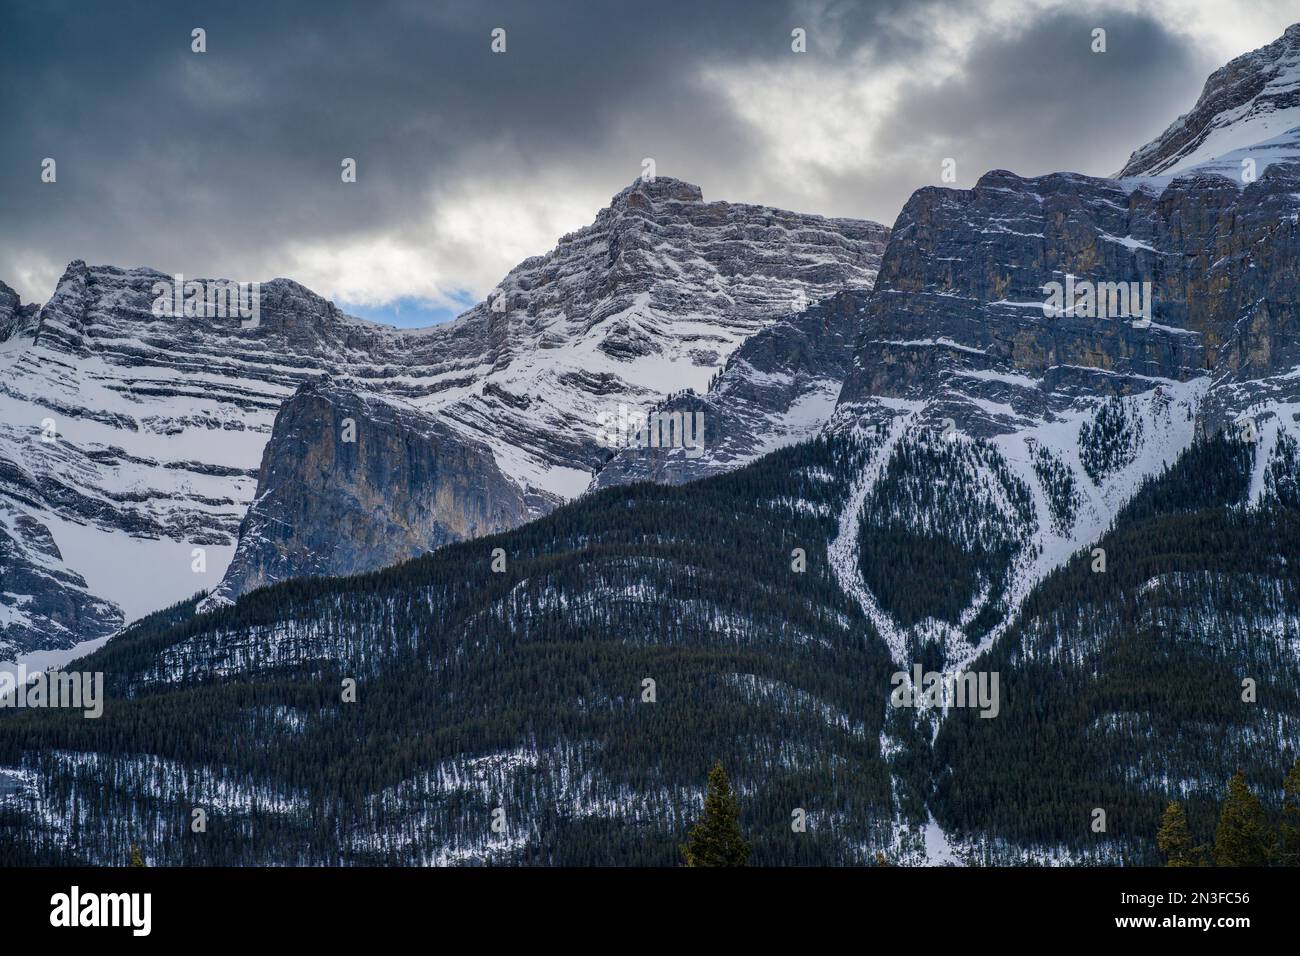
[0,261,384,660]
[834,162,1300,436]
[208,379,530,604]
[0,179,887,656]
[422,176,889,493]
[825,93,1300,669]
[0,281,39,344]
[0,510,121,656]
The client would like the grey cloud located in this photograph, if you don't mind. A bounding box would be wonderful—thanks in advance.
[868,11,1218,200]
[0,0,1237,306]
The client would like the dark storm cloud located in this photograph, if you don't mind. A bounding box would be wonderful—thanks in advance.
[869,9,1218,196]
[0,0,1239,310]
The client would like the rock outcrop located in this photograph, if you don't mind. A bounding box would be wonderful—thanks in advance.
[208,379,531,604]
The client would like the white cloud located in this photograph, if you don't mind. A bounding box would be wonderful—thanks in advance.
[281,174,609,313]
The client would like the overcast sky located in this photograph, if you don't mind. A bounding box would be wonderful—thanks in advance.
[2,0,1296,326]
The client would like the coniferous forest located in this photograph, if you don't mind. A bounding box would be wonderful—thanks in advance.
[2,430,1298,866]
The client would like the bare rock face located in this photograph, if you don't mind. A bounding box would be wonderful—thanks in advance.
[206,379,530,605]
[832,163,1300,437]
[0,510,122,657]
[0,281,39,343]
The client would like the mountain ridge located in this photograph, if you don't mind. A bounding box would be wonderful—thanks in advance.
[0,180,888,654]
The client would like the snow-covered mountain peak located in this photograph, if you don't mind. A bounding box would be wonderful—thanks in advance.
[1116,23,1300,178]
[0,180,889,657]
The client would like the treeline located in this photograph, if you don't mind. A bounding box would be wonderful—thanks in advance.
[857,434,1032,640]
[1,427,1297,866]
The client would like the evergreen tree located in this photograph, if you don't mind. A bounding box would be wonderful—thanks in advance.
[1156,801,1196,867]
[681,762,750,867]
[1280,759,1300,867]
[1213,770,1271,867]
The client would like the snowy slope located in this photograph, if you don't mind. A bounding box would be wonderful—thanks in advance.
[1116,23,1300,178]
[592,289,876,489]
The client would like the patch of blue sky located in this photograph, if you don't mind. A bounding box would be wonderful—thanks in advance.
[342,291,478,328]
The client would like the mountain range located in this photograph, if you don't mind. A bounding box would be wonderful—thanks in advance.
[2,24,1300,866]
[0,181,888,658]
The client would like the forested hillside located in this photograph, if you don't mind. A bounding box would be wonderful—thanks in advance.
[3,428,1296,865]
[0,434,904,866]
[933,434,1300,862]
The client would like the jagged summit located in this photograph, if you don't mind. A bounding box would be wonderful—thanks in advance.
[0,179,889,653]
[0,280,39,343]
[610,175,705,206]
[1116,23,1300,178]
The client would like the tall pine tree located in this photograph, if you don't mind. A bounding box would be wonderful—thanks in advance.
[681,761,751,867]
[1156,801,1196,867]
[1213,770,1271,867]
[1280,759,1300,867]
